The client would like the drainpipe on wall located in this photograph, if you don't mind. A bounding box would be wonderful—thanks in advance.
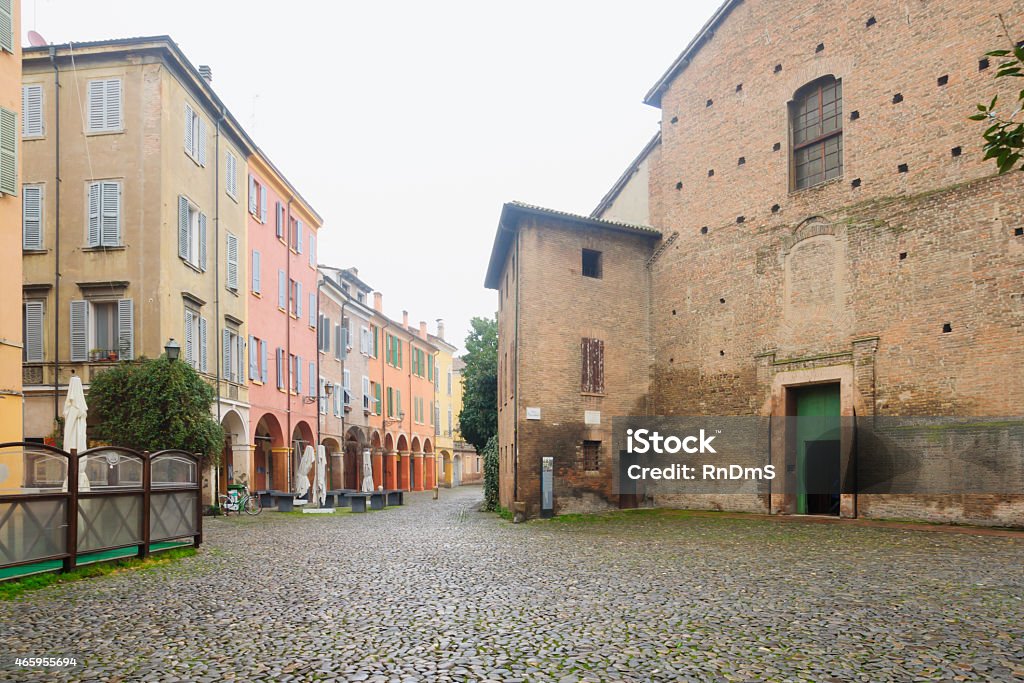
[338,296,346,488]
[380,317,388,488]
[212,108,224,504]
[513,228,521,503]
[285,198,293,492]
[49,47,61,425]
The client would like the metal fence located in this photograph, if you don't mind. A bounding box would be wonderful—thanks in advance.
[0,442,202,577]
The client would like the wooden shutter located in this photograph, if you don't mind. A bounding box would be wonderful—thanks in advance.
[70,300,88,361]
[199,317,208,372]
[0,0,12,53]
[248,335,257,380]
[308,292,315,326]
[226,232,239,290]
[226,152,237,197]
[237,335,246,383]
[260,186,267,223]
[334,324,342,360]
[117,299,134,360]
[252,250,261,293]
[278,269,286,308]
[296,221,303,253]
[0,108,15,196]
[87,183,101,247]
[261,340,268,383]
[276,347,284,389]
[22,185,42,249]
[23,301,44,362]
[100,181,120,246]
[184,103,194,154]
[581,338,605,393]
[183,309,194,366]
[22,85,43,137]
[362,377,370,410]
[275,201,283,238]
[178,196,189,260]
[248,174,257,214]
[87,80,106,131]
[309,362,316,398]
[296,355,303,394]
[104,80,122,130]
[197,115,207,166]
[222,330,232,380]
[296,281,303,317]
[309,234,315,266]
[198,213,208,271]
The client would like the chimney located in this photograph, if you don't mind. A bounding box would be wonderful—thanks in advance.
[402,310,409,328]
[348,267,358,276]
[198,65,213,83]
[436,319,445,340]
[373,292,382,312]
[419,321,427,339]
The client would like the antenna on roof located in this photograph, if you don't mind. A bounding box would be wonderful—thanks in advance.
[28,30,47,47]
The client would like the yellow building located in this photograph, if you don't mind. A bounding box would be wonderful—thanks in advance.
[451,356,481,484]
[429,323,457,486]
[20,38,255,501]
[0,0,22,448]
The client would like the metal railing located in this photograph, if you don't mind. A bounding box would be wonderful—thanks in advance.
[0,442,203,578]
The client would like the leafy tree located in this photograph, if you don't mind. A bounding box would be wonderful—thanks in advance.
[458,315,497,453]
[88,357,224,462]
[972,19,1024,172]
[482,435,499,512]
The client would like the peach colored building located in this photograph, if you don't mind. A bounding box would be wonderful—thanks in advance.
[246,151,322,495]
[0,1,20,449]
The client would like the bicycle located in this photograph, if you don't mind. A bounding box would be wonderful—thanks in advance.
[220,485,262,516]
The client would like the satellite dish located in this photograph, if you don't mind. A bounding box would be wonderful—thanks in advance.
[28,31,47,47]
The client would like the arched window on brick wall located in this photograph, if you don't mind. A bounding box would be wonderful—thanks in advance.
[791,76,843,190]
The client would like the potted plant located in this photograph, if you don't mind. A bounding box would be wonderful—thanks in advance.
[90,349,103,362]
[107,350,118,361]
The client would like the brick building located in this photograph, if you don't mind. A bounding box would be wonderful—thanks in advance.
[486,0,1024,524]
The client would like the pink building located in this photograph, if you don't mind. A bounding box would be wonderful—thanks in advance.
[245,151,323,493]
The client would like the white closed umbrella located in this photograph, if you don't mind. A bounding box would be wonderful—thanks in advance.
[295,445,314,499]
[62,375,90,492]
[313,445,327,507]
[360,448,374,493]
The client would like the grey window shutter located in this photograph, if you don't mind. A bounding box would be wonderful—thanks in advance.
[70,300,88,362]
[22,185,42,249]
[309,234,315,266]
[261,339,268,383]
[260,186,267,223]
[275,201,283,238]
[276,347,283,389]
[101,181,119,246]
[335,324,342,360]
[0,108,15,196]
[223,330,232,380]
[87,182,101,247]
[308,292,315,326]
[309,362,315,398]
[278,269,286,308]
[184,310,194,366]
[87,80,105,131]
[178,196,189,259]
[197,116,207,166]
[296,221,303,253]
[237,335,245,382]
[248,174,257,214]
[198,213,208,271]
[104,79,122,130]
[226,232,238,290]
[23,301,44,362]
[22,85,43,137]
[296,281,303,317]
[0,0,12,53]
[248,334,257,380]
[297,355,303,394]
[252,250,261,293]
[117,299,134,360]
[184,103,194,153]
[199,316,208,372]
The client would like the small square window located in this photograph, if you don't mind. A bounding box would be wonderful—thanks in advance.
[582,249,602,279]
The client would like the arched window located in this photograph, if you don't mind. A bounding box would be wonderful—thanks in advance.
[791,76,843,190]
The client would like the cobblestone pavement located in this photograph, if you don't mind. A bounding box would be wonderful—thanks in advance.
[2,486,1024,682]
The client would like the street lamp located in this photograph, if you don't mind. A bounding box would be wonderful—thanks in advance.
[165,338,181,362]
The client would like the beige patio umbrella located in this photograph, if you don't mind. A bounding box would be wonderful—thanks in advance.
[295,444,314,500]
[62,374,90,492]
[313,445,327,508]
[360,448,374,493]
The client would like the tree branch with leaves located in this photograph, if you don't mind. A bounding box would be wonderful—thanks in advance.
[972,16,1024,173]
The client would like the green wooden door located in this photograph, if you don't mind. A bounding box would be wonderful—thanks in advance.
[794,383,841,514]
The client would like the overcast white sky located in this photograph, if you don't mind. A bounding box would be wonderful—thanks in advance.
[24,0,722,353]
